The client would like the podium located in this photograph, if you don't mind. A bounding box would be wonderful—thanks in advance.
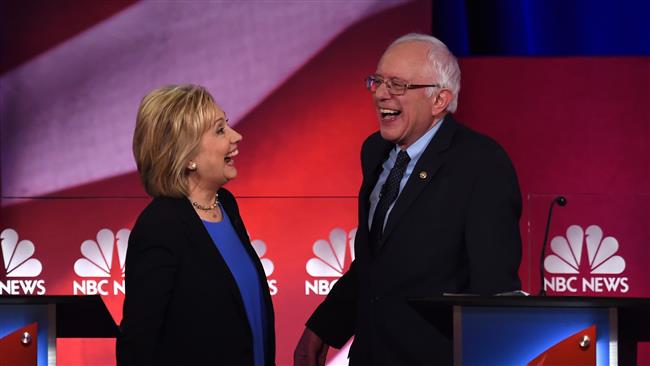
[0,295,119,366]
[409,296,650,366]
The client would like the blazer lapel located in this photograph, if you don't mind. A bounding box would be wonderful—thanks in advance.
[173,197,249,316]
[359,136,393,233]
[219,195,269,287]
[379,116,459,248]
[218,191,276,321]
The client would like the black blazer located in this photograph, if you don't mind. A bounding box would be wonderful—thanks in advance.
[116,189,275,366]
[307,116,522,365]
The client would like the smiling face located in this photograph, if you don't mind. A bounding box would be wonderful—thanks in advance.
[188,108,242,191]
[374,41,440,149]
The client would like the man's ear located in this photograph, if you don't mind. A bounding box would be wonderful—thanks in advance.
[431,89,452,115]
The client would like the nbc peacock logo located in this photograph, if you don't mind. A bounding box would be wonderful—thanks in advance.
[0,228,46,295]
[72,228,130,296]
[543,225,629,293]
[305,227,357,295]
[251,238,278,296]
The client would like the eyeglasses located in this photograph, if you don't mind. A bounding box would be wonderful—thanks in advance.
[365,75,440,96]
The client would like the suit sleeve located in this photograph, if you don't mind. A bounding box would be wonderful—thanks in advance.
[116,209,179,366]
[303,137,379,348]
[305,259,358,348]
[465,145,522,294]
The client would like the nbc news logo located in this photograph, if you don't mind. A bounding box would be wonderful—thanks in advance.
[251,238,278,296]
[544,225,629,293]
[305,228,356,295]
[72,228,129,296]
[0,228,46,295]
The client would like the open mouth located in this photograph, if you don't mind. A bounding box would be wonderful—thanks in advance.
[225,149,238,164]
[379,108,401,120]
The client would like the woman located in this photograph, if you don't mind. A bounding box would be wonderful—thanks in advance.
[117,84,275,365]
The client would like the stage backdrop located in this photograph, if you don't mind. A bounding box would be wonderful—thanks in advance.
[2,1,649,365]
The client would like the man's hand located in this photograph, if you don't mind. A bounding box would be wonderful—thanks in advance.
[294,327,329,366]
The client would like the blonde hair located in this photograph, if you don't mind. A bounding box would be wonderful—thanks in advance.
[133,84,220,197]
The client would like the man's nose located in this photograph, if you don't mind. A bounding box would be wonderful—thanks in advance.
[374,82,391,99]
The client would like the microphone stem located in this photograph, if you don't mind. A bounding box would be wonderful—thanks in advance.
[539,201,557,296]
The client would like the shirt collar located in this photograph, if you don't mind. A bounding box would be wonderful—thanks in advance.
[397,117,445,161]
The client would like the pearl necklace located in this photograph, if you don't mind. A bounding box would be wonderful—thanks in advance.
[191,193,219,211]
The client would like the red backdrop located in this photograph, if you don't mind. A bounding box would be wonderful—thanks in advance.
[2,1,649,364]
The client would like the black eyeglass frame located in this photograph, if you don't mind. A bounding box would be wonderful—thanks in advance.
[365,75,440,96]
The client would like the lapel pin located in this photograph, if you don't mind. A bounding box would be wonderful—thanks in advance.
[419,171,428,179]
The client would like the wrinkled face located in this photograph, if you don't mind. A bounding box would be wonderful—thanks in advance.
[374,41,437,149]
[190,108,242,189]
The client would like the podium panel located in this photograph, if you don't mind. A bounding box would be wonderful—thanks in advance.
[0,305,53,365]
[0,323,40,366]
[409,296,650,366]
[0,296,118,366]
[458,306,612,365]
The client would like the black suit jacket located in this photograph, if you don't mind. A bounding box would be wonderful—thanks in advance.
[307,116,522,365]
[116,189,275,366]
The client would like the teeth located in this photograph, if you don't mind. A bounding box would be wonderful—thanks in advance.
[225,149,239,158]
[379,108,400,115]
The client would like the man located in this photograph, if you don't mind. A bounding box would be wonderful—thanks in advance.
[294,33,522,365]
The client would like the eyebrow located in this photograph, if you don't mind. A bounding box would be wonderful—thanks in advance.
[374,74,406,81]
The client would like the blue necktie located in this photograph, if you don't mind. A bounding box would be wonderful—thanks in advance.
[369,150,410,253]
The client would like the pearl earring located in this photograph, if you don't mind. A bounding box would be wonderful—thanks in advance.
[188,162,197,171]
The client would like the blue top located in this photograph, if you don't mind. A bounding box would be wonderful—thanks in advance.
[369,118,444,228]
[203,205,267,366]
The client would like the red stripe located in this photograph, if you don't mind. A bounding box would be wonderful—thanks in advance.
[0,0,138,74]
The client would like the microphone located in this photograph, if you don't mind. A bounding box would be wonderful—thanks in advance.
[538,196,567,296]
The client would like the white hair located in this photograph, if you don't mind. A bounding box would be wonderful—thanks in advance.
[388,33,461,113]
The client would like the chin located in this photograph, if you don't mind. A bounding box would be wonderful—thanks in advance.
[225,168,238,181]
[379,129,400,144]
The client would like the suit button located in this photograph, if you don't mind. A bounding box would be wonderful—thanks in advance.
[370,296,380,303]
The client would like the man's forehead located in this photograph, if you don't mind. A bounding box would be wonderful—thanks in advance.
[377,42,430,78]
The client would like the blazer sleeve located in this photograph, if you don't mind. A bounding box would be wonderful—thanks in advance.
[305,259,358,348]
[305,134,385,348]
[304,138,376,348]
[464,145,522,294]
[116,203,180,366]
